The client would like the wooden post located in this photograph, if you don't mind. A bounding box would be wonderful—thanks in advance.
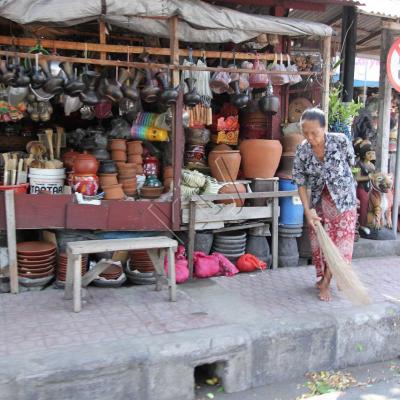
[376,27,393,173]
[271,180,279,270]
[188,200,196,279]
[5,190,18,293]
[99,19,107,60]
[321,36,331,126]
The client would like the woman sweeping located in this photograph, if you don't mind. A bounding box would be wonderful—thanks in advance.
[292,108,357,301]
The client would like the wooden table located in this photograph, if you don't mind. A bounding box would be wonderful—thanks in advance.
[64,237,178,312]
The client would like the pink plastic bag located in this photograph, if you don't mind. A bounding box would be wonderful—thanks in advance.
[164,245,189,284]
[193,251,220,278]
[212,252,239,276]
[249,55,269,89]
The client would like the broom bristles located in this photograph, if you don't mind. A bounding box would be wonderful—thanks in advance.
[314,221,371,305]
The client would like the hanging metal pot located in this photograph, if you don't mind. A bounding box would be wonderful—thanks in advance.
[157,71,179,105]
[258,81,280,115]
[229,79,249,109]
[60,62,85,97]
[79,71,101,106]
[183,77,201,107]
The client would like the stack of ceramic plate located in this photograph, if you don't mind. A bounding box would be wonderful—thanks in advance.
[212,232,247,263]
[126,250,156,285]
[56,253,88,283]
[17,241,56,286]
[93,263,126,287]
[99,265,123,280]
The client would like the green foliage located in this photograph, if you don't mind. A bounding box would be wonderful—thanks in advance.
[328,85,363,128]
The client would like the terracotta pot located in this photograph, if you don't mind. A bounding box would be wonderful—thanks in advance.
[281,133,304,154]
[141,186,164,199]
[110,139,127,151]
[62,150,80,171]
[102,184,125,200]
[217,183,246,206]
[163,178,173,192]
[120,177,137,186]
[135,165,144,174]
[127,141,143,155]
[208,150,241,182]
[128,155,143,164]
[118,163,136,171]
[98,160,117,174]
[115,162,126,169]
[239,139,282,178]
[111,150,127,162]
[212,143,232,152]
[163,166,173,179]
[119,171,136,179]
[99,173,118,187]
[73,152,99,174]
[72,173,99,196]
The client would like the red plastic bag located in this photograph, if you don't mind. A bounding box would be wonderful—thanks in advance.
[212,252,239,276]
[164,245,189,284]
[236,254,267,272]
[249,55,269,89]
[193,251,220,278]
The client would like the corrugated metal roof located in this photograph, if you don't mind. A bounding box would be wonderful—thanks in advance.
[357,0,400,18]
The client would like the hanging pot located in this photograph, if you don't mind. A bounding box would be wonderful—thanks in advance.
[258,82,280,115]
[39,59,64,95]
[183,77,201,107]
[121,69,143,101]
[30,65,47,89]
[13,66,30,87]
[0,60,16,86]
[60,62,85,97]
[141,68,160,103]
[79,71,101,106]
[101,75,124,103]
[229,80,249,109]
[156,72,179,105]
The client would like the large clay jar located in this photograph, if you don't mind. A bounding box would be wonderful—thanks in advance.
[208,150,241,182]
[127,141,143,155]
[239,139,282,178]
[73,152,99,174]
[62,150,80,171]
[281,133,304,155]
[216,183,246,206]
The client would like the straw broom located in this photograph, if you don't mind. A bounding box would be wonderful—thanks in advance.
[311,210,371,305]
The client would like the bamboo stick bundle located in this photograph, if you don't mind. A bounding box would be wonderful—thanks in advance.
[312,211,371,305]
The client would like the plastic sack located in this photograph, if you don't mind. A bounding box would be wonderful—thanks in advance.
[193,251,220,278]
[164,245,189,284]
[212,252,239,276]
[287,55,302,86]
[64,95,82,116]
[248,55,268,89]
[268,54,289,86]
[209,69,231,94]
[236,254,267,272]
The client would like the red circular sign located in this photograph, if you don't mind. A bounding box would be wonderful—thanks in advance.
[387,37,400,92]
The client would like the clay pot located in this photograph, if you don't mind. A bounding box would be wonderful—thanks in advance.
[127,141,143,155]
[120,177,137,186]
[118,162,136,170]
[128,155,143,164]
[99,173,118,187]
[72,174,99,196]
[163,166,173,179]
[217,183,246,207]
[212,143,232,152]
[110,139,127,151]
[98,160,117,174]
[141,186,164,199]
[111,150,127,162]
[281,133,304,154]
[164,178,173,191]
[119,170,136,179]
[208,150,241,182]
[62,150,80,171]
[136,165,144,174]
[73,152,99,174]
[239,139,282,179]
[102,184,125,200]
[276,155,295,179]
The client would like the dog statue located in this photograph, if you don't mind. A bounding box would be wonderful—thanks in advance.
[367,172,393,230]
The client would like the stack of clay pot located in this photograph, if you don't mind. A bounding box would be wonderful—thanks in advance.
[208,144,246,205]
[110,139,127,163]
[276,132,304,179]
[56,253,88,286]
[117,162,137,196]
[98,160,119,188]
[127,141,144,175]
[163,166,173,192]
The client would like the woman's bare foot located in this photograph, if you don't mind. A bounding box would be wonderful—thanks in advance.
[315,278,324,289]
[319,285,331,301]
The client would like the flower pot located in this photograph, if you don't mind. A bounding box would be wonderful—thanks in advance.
[135,165,144,175]
[128,155,143,164]
[99,173,118,187]
[216,183,246,206]
[127,141,143,155]
[73,152,99,174]
[111,150,127,162]
[110,139,127,151]
[120,177,137,186]
[102,184,125,200]
[118,162,136,171]
[239,139,282,178]
[119,171,136,180]
[208,150,241,182]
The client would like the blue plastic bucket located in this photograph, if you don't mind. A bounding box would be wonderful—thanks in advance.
[279,179,304,225]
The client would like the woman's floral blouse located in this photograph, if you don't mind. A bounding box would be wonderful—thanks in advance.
[292,132,357,213]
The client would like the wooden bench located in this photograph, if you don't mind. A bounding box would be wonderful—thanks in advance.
[63,237,178,312]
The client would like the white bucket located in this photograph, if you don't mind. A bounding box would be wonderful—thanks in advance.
[29,168,66,195]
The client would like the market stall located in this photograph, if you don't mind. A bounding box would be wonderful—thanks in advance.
[0,0,333,292]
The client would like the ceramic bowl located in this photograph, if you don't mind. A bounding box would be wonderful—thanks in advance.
[17,241,56,255]
[102,184,125,200]
[140,186,164,199]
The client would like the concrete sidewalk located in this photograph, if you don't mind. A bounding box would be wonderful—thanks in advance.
[0,256,400,400]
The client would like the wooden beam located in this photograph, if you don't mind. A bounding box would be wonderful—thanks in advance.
[169,16,180,86]
[321,36,331,124]
[382,20,400,31]
[99,19,107,60]
[357,30,381,46]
